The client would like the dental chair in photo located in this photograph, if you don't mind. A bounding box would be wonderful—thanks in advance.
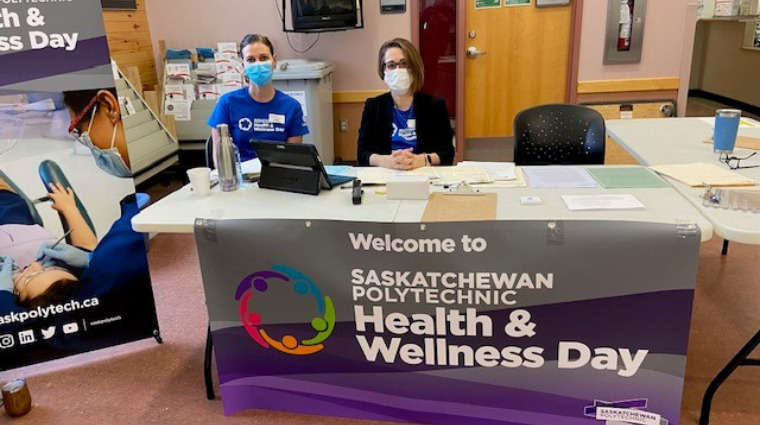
[37,160,97,244]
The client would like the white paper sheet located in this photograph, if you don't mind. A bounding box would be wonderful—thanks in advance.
[459,161,517,180]
[356,168,432,185]
[356,166,492,185]
[562,194,645,211]
[282,91,307,117]
[433,166,493,185]
[523,166,598,188]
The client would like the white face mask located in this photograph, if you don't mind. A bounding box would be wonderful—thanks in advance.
[384,69,412,96]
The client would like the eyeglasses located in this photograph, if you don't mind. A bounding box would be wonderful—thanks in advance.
[14,265,69,297]
[384,59,409,71]
[719,152,760,170]
[67,95,99,135]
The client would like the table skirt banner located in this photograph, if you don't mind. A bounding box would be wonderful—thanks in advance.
[0,0,160,371]
[195,219,701,425]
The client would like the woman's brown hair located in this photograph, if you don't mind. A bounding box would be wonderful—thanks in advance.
[239,34,274,56]
[377,38,424,94]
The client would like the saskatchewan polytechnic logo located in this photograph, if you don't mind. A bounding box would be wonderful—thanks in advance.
[234,265,335,355]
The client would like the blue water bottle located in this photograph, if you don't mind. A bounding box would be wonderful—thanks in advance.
[713,109,741,154]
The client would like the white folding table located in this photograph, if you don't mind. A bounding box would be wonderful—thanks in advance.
[607,117,760,425]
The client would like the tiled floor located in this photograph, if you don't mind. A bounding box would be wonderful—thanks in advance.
[2,233,757,425]
[3,96,759,424]
[686,96,760,120]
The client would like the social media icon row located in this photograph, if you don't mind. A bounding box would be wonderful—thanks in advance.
[0,322,80,349]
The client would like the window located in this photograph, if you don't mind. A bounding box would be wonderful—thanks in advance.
[755,0,760,47]
[743,0,760,49]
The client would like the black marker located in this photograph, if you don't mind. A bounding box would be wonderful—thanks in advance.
[352,180,363,205]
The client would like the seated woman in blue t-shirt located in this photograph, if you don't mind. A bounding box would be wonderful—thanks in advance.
[207,34,309,163]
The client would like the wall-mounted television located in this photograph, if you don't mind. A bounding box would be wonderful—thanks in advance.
[291,0,359,32]
[101,0,137,10]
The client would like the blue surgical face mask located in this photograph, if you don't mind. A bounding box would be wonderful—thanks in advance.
[73,105,132,178]
[244,61,273,87]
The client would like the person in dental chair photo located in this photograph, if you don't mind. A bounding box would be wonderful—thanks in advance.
[207,33,309,163]
[357,38,455,170]
[0,176,96,310]
[62,88,133,178]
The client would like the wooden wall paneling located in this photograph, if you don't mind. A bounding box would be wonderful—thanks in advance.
[102,0,158,92]
[333,103,365,164]
[587,101,676,165]
[577,90,680,105]
[577,78,680,94]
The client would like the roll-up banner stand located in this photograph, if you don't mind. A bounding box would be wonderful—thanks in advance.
[0,0,160,371]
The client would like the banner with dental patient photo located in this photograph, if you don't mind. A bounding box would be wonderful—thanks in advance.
[196,219,701,425]
[0,0,159,371]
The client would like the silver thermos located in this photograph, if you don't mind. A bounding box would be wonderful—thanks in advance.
[216,124,240,192]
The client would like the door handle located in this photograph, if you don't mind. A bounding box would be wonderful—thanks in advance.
[467,46,487,58]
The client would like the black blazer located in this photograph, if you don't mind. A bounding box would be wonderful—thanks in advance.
[357,92,455,166]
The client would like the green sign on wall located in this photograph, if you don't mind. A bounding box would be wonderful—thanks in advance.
[505,0,531,6]
[475,0,501,9]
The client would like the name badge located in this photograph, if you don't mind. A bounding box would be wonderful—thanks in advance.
[407,119,416,129]
[269,113,286,124]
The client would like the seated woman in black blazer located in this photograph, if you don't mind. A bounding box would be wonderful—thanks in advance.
[357,38,454,169]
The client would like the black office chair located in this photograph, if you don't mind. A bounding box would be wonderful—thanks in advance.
[205,136,214,170]
[513,104,606,165]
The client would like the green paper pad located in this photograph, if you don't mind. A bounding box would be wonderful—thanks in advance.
[586,167,670,188]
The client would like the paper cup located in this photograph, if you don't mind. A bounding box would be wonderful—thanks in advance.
[187,167,211,196]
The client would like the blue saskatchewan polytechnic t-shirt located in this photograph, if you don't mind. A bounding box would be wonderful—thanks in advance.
[390,104,417,152]
[207,88,309,161]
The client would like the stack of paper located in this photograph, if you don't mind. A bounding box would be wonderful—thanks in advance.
[701,136,760,150]
[356,166,493,185]
[433,166,494,185]
[649,163,758,187]
[458,161,517,180]
[482,168,528,188]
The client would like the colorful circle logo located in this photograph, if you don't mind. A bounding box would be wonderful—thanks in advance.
[234,265,334,355]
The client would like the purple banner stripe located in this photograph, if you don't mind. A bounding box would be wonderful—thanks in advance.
[220,381,594,425]
[222,372,588,417]
[0,37,111,86]
[212,290,694,380]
